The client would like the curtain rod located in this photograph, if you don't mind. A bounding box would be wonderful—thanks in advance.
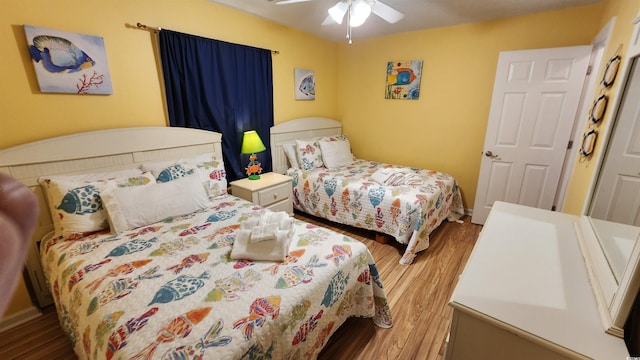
[135,22,280,54]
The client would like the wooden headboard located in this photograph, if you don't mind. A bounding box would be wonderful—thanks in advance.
[269,117,342,174]
[0,126,223,307]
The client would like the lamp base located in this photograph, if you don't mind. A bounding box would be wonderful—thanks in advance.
[245,154,263,180]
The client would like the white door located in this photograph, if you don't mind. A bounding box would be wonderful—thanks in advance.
[472,46,592,224]
[590,58,640,226]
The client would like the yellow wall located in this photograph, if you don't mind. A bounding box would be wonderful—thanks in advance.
[563,0,640,214]
[337,5,604,211]
[1,0,338,319]
[0,0,339,149]
[2,0,638,321]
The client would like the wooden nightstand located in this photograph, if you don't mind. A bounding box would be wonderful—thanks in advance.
[230,172,293,214]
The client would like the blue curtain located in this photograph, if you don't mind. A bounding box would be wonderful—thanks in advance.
[159,29,273,182]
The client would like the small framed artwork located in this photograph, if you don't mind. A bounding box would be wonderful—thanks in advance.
[294,68,315,100]
[24,25,113,94]
[385,60,423,100]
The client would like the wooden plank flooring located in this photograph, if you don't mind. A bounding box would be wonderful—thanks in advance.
[0,211,480,360]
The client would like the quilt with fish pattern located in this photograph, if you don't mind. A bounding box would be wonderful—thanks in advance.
[287,160,464,265]
[40,195,392,360]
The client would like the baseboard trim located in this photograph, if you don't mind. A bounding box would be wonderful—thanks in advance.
[0,306,42,333]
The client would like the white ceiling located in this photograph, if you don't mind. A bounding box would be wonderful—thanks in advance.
[209,0,602,43]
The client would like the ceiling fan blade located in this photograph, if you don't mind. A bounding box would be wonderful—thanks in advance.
[274,0,312,4]
[371,0,404,23]
[321,14,337,26]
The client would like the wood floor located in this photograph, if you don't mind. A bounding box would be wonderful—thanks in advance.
[0,211,481,360]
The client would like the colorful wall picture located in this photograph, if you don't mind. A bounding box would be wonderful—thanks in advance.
[24,25,113,95]
[294,68,315,100]
[385,60,423,100]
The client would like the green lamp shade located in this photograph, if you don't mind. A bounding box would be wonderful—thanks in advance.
[241,130,266,154]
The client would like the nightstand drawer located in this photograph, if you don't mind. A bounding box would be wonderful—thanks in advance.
[266,198,293,214]
[258,182,290,206]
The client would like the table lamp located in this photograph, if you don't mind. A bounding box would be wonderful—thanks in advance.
[241,130,266,180]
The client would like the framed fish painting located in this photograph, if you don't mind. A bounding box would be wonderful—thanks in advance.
[294,68,315,100]
[24,25,113,95]
[385,60,423,100]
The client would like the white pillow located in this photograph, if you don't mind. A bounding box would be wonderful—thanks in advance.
[295,139,324,170]
[101,174,211,234]
[141,153,228,198]
[38,172,155,239]
[318,135,354,169]
[282,143,300,169]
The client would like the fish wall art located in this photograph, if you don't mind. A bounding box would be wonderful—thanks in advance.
[24,25,113,94]
[294,68,315,100]
[385,60,423,100]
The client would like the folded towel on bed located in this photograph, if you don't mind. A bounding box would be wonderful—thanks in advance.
[230,229,293,261]
[260,211,292,229]
[371,168,422,186]
[250,224,279,242]
[232,211,294,261]
[371,168,395,185]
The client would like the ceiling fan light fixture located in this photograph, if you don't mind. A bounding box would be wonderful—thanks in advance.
[349,0,371,27]
[328,2,348,24]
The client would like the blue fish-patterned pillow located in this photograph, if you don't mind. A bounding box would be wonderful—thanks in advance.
[39,172,155,239]
[141,153,227,198]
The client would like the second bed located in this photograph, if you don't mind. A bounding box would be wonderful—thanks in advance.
[270,118,464,265]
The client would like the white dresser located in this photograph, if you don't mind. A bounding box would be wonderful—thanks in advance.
[446,201,628,359]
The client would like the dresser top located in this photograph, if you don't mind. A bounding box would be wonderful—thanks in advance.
[450,201,628,358]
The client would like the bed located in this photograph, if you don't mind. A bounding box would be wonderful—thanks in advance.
[0,126,392,359]
[270,117,464,265]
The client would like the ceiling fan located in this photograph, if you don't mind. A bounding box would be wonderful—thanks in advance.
[272,0,405,43]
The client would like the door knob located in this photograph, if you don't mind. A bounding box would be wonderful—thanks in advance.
[484,151,499,159]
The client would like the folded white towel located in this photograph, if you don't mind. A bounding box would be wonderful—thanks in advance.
[250,224,279,243]
[231,211,295,261]
[371,168,420,186]
[401,174,423,186]
[371,168,396,185]
[240,218,260,230]
[260,211,289,226]
[279,216,293,231]
[230,228,293,261]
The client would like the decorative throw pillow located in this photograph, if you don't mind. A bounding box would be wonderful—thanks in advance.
[38,172,155,239]
[101,174,211,234]
[319,135,355,169]
[141,160,196,183]
[141,153,228,198]
[295,139,324,170]
[283,143,300,169]
[185,153,228,198]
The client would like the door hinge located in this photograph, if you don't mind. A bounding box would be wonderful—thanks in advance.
[587,65,592,75]
[568,140,574,149]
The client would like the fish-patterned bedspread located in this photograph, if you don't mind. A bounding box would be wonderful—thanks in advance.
[40,195,392,360]
[287,160,465,265]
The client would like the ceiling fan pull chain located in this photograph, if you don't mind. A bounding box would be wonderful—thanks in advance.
[347,6,352,44]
